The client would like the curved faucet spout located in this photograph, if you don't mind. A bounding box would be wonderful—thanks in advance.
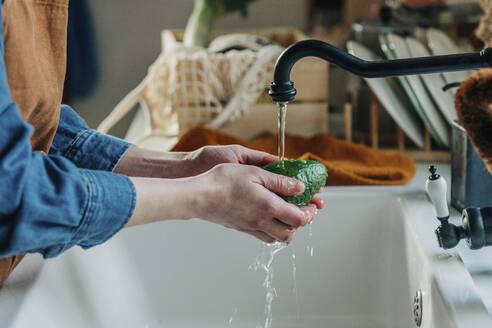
[269,39,492,103]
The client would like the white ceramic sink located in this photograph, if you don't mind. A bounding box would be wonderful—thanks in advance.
[2,166,492,327]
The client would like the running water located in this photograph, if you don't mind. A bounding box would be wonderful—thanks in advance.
[247,102,315,328]
[306,222,314,257]
[278,100,301,318]
[249,242,288,328]
[291,247,300,320]
[227,307,238,327]
[277,102,288,161]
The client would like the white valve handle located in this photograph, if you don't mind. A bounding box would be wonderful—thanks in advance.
[425,165,449,219]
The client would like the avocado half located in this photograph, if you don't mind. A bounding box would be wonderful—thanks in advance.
[263,159,327,207]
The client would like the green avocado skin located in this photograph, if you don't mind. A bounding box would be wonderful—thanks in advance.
[263,159,328,207]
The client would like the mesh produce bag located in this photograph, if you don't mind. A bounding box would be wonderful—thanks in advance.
[98,30,283,142]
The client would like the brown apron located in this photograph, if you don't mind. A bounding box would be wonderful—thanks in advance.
[0,0,68,285]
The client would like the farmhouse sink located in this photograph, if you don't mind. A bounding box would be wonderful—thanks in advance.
[1,165,491,327]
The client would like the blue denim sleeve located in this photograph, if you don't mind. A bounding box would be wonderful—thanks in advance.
[0,104,137,258]
[49,105,134,172]
[0,5,136,258]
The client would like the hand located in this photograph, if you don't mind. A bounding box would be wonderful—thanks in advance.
[182,145,278,176]
[127,164,324,243]
[115,145,277,179]
[192,163,323,243]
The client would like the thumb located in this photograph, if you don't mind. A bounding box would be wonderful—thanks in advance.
[261,171,305,196]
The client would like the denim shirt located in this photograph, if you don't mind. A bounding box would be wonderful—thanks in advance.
[0,6,136,258]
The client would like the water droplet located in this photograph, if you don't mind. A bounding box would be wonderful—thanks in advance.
[227,307,238,327]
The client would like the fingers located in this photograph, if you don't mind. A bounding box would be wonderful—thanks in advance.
[310,196,324,210]
[241,230,276,244]
[300,204,317,224]
[246,203,317,244]
[260,171,305,196]
[255,152,279,165]
[262,218,297,243]
[231,145,278,166]
[268,197,309,227]
[244,150,279,166]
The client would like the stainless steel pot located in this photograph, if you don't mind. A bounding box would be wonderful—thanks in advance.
[451,120,492,211]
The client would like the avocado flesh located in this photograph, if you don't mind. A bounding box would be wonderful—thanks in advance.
[263,159,327,207]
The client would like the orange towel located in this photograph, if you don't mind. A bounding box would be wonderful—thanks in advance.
[172,127,417,186]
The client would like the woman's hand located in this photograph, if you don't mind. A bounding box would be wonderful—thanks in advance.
[189,163,322,243]
[183,145,278,176]
[115,145,278,179]
[127,163,324,244]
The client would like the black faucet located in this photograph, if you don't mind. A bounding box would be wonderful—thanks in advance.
[268,40,492,103]
[426,165,492,250]
[267,40,492,250]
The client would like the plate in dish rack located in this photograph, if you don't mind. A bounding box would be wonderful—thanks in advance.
[426,28,473,85]
[379,34,446,148]
[346,41,425,148]
[384,33,449,147]
[405,37,458,126]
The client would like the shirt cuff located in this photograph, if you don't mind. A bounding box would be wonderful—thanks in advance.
[43,169,136,257]
[50,105,134,172]
[63,129,133,172]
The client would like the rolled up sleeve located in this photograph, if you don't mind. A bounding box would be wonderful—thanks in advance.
[40,169,136,257]
[49,104,134,172]
[0,104,136,258]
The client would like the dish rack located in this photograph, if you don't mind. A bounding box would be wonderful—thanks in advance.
[343,91,451,162]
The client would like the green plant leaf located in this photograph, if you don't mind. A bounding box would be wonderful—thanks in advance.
[183,0,257,47]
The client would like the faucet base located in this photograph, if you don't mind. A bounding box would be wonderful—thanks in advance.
[462,207,492,249]
[434,207,492,250]
[435,221,466,249]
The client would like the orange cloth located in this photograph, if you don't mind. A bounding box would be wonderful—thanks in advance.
[172,127,417,186]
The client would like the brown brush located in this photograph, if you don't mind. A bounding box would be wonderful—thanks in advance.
[455,68,492,173]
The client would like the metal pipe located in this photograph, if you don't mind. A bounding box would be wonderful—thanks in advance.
[269,40,492,103]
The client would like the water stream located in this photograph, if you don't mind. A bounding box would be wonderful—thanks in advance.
[227,307,238,327]
[245,102,309,327]
[277,102,288,161]
[291,247,300,320]
[250,242,288,328]
[306,222,314,257]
